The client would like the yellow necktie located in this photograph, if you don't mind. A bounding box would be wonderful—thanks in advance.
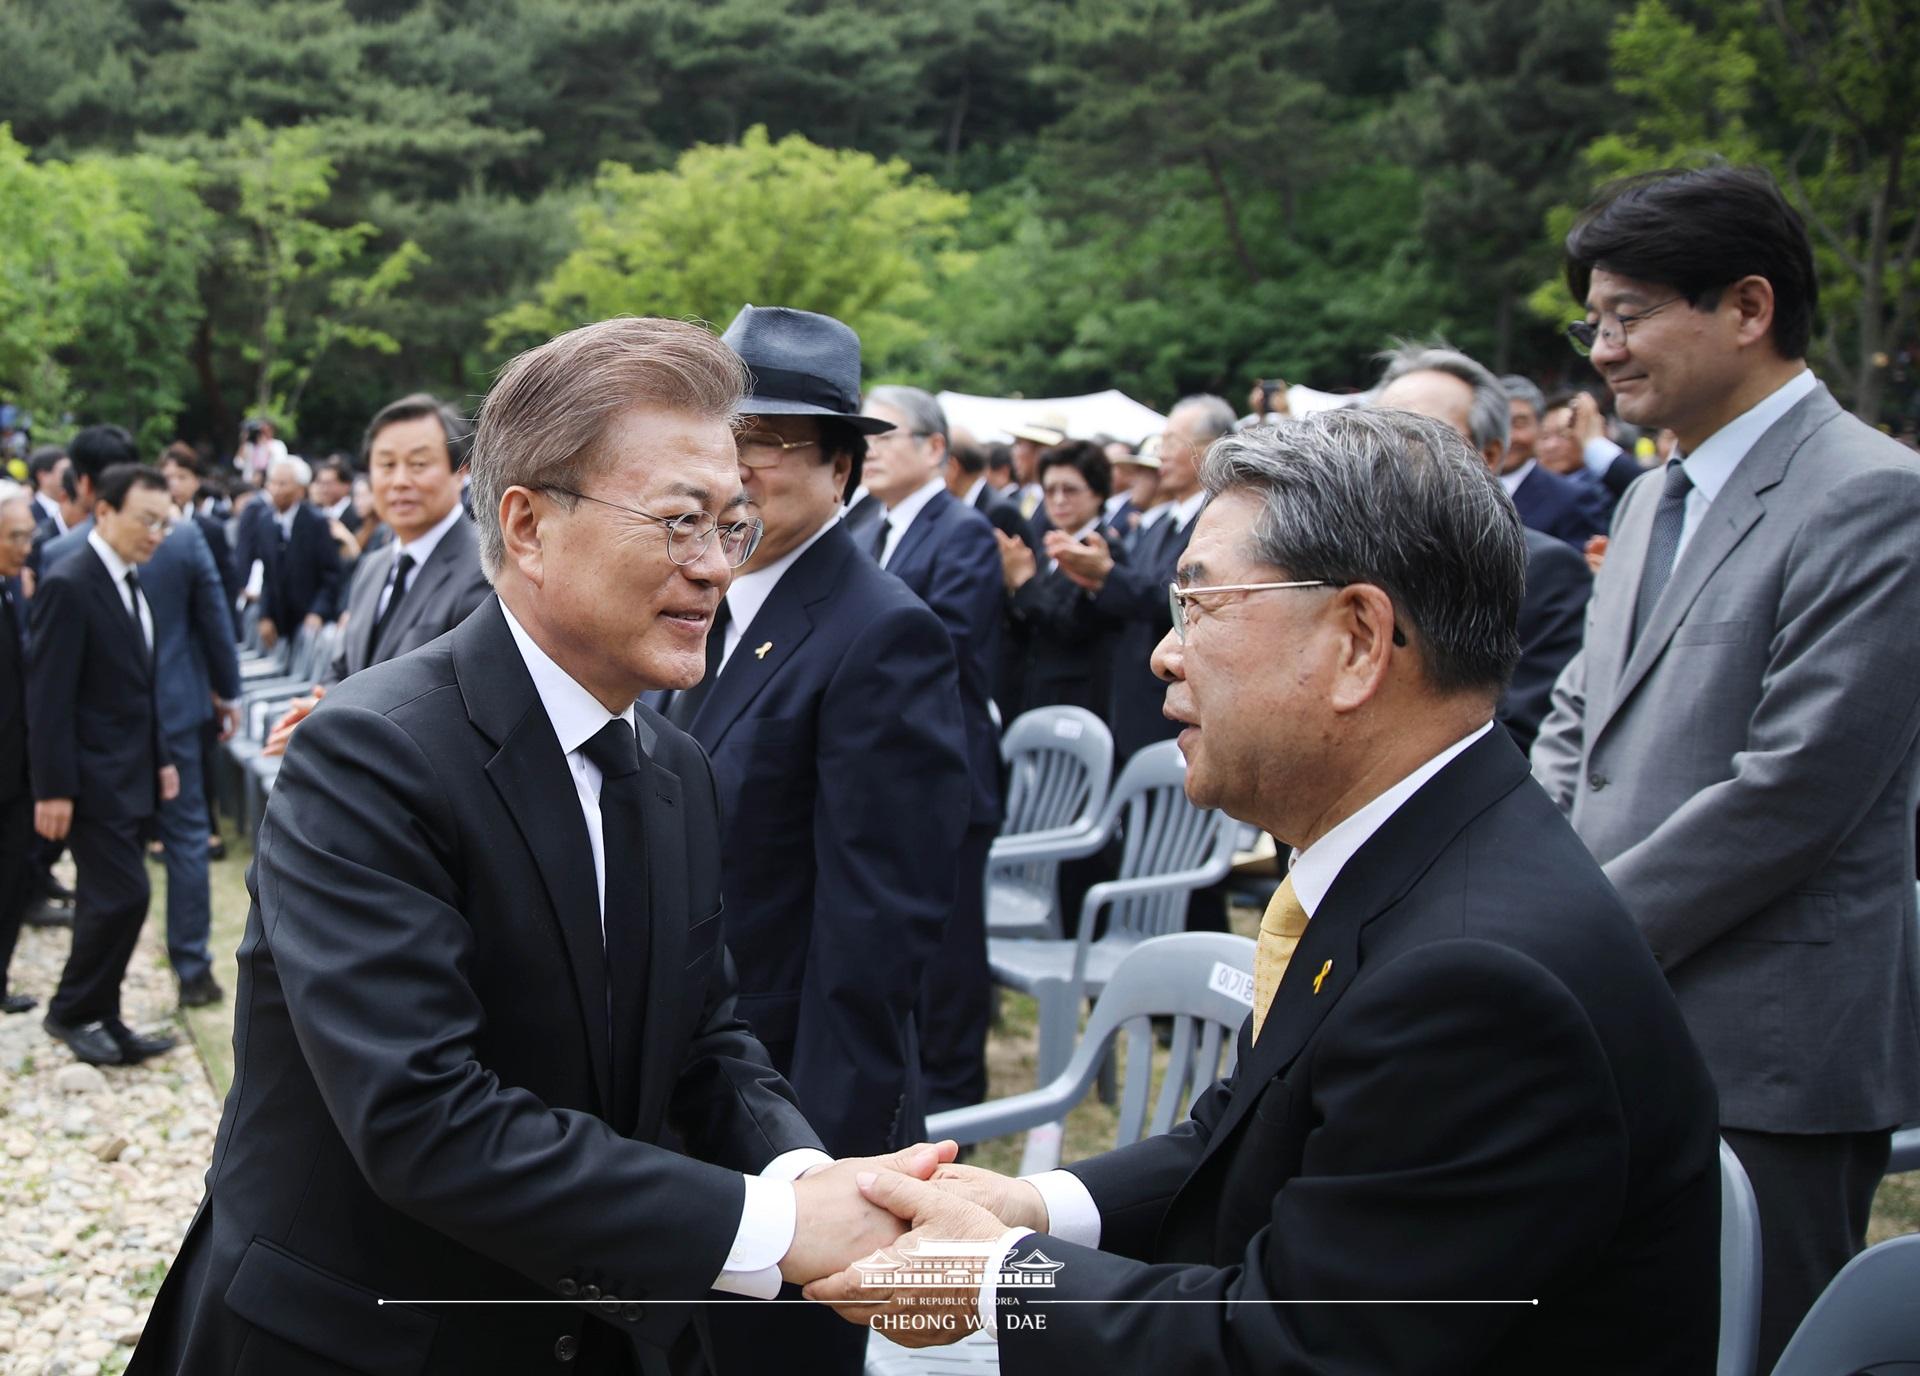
[1251,874,1309,1044]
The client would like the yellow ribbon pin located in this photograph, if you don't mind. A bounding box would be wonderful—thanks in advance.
[1312,959,1333,995]
[755,642,773,659]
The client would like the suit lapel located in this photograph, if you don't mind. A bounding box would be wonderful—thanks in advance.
[386,523,465,645]
[887,493,946,578]
[1187,732,1532,1176]
[84,551,152,684]
[694,529,847,744]
[344,550,387,671]
[457,600,615,1115]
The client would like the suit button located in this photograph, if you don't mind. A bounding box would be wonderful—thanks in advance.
[581,1284,600,1300]
[554,1334,578,1362]
[621,1302,643,1322]
[556,1279,579,1298]
[1588,772,1608,791]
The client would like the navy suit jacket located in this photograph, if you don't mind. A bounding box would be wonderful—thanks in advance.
[194,511,244,611]
[1093,506,1199,762]
[1510,463,1609,549]
[662,521,971,1156]
[881,490,1004,828]
[260,503,344,629]
[1499,528,1591,757]
[139,520,242,737]
[0,576,28,802]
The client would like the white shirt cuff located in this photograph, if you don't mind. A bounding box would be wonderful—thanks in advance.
[1024,1169,1100,1247]
[243,559,264,600]
[1582,435,1624,473]
[710,1149,835,1298]
[974,1227,1033,1339]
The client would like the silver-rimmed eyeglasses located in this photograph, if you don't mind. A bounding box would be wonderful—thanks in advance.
[541,486,764,568]
[1168,580,1330,642]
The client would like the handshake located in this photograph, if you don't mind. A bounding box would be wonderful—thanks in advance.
[780,1141,1053,1348]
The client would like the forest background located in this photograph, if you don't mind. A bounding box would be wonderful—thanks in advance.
[1,0,1915,454]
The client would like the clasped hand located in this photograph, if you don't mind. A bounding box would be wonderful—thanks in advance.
[799,1161,1051,1347]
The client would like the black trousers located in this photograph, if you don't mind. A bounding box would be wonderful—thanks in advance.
[48,812,152,1027]
[201,714,223,836]
[920,822,994,1115]
[1722,1125,1892,1373]
[0,793,33,997]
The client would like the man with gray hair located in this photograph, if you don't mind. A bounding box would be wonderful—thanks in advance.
[809,408,1721,1372]
[255,453,344,650]
[132,317,959,1375]
[1374,344,1592,755]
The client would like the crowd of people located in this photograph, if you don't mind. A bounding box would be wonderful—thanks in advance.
[0,162,1915,1375]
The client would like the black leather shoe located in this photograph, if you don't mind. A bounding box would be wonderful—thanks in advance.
[36,877,75,905]
[178,972,224,1008]
[105,1020,178,1063]
[43,1015,125,1065]
[23,900,74,928]
[207,836,227,861]
[1,993,37,1014]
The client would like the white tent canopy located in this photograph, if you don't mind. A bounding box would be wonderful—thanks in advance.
[936,389,1168,447]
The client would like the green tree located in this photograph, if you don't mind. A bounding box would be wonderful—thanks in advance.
[491,127,970,374]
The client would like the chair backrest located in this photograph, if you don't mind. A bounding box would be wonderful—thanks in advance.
[999,706,1114,841]
[1718,1140,1762,1376]
[1101,740,1235,939]
[1768,1233,1920,1376]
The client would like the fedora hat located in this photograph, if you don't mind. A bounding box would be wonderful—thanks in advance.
[1007,410,1070,446]
[721,305,895,435]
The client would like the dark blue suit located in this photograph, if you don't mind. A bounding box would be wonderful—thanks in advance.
[1510,463,1610,549]
[1094,506,1199,763]
[876,489,1004,1111]
[1499,529,1592,757]
[259,503,344,631]
[671,520,970,1376]
[140,521,241,984]
[1,576,32,1004]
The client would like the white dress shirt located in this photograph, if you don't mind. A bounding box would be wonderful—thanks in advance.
[373,504,464,623]
[274,503,298,543]
[1102,491,1130,523]
[497,602,831,1299]
[1497,459,1536,496]
[34,492,66,534]
[877,476,948,569]
[980,723,1494,1334]
[88,530,153,652]
[1668,367,1816,560]
[715,512,839,671]
[963,476,991,511]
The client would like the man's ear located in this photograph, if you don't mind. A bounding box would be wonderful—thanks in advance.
[1328,582,1398,714]
[496,486,546,587]
[1725,274,1778,350]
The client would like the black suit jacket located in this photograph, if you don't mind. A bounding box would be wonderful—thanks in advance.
[1510,463,1609,549]
[26,546,168,818]
[1004,540,1128,722]
[998,731,1720,1374]
[259,503,344,629]
[194,510,244,612]
[882,491,1005,828]
[128,597,822,1374]
[673,522,971,1156]
[0,579,27,802]
[1499,528,1592,756]
[1093,507,1197,761]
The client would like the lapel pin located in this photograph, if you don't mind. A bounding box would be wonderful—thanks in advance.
[755,641,773,660]
[1313,959,1333,995]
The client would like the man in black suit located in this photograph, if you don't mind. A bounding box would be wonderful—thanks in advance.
[30,465,181,1066]
[861,384,1005,1116]
[129,317,953,1376]
[255,455,343,650]
[311,453,361,535]
[261,393,491,756]
[27,446,70,537]
[663,306,972,1376]
[1376,347,1592,756]
[0,488,40,1013]
[812,408,1721,1375]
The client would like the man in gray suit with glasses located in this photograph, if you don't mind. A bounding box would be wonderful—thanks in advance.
[1533,164,1920,1371]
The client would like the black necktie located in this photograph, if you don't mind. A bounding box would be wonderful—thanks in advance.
[869,516,891,563]
[0,582,23,669]
[664,602,729,731]
[580,717,651,1128]
[369,552,416,659]
[124,569,151,654]
[1632,459,1693,649]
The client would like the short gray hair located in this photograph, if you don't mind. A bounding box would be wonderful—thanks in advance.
[1170,394,1238,444]
[469,317,750,577]
[1199,408,1525,696]
[267,455,313,487]
[1375,341,1511,456]
[865,385,948,443]
[0,481,33,520]
[1500,374,1545,417]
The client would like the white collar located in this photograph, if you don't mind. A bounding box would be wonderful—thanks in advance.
[87,528,133,586]
[963,476,990,509]
[1286,724,1492,918]
[1498,459,1536,494]
[392,503,464,571]
[724,511,840,636]
[324,495,352,519]
[275,503,299,530]
[882,476,948,530]
[1676,367,1817,504]
[1103,492,1130,517]
[1166,488,1207,529]
[498,600,634,758]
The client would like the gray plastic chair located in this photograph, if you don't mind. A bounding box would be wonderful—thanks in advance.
[987,739,1239,1090]
[1768,1233,1920,1376]
[986,707,1114,941]
[865,933,1256,1376]
[1719,1139,1763,1376]
[1890,1126,1920,1174]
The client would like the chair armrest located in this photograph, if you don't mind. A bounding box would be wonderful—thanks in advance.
[929,1050,1110,1145]
[988,819,1113,867]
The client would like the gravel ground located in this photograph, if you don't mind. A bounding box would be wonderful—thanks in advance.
[0,914,218,1376]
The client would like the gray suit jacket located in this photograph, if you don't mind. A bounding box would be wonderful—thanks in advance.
[1532,381,1920,1134]
[322,514,491,688]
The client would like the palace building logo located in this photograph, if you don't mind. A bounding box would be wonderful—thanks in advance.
[852,1238,1064,1290]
